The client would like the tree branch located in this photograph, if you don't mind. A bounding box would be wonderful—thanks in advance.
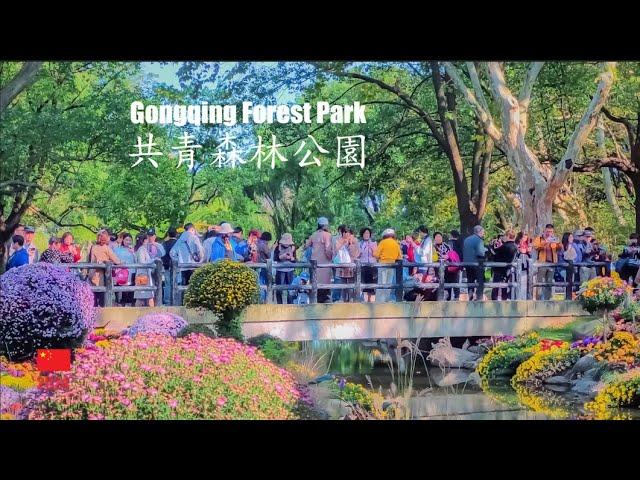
[0,61,43,113]
[547,62,616,199]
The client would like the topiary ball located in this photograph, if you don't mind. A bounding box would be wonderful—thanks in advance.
[0,263,96,361]
[127,312,187,338]
[184,260,260,314]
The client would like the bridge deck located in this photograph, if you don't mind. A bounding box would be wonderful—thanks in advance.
[96,301,591,341]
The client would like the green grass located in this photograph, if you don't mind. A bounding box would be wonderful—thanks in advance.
[532,319,594,342]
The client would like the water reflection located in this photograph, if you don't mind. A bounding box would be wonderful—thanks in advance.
[298,340,639,420]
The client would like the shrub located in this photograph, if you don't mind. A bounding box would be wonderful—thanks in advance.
[334,380,387,419]
[184,260,260,339]
[0,263,96,361]
[585,368,640,418]
[28,334,310,420]
[512,343,579,386]
[577,272,632,314]
[592,332,640,367]
[247,334,298,365]
[477,333,540,378]
[127,313,187,338]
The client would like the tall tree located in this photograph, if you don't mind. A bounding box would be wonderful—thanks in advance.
[443,61,616,234]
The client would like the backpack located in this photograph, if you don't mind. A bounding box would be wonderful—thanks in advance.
[445,250,461,273]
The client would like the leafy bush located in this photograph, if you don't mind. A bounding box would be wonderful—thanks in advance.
[0,263,96,361]
[127,312,187,338]
[585,368,640,418]
[577,272,631,314]
[477,333,540,378]
[184,260,260,339]
[28,334,312,420]
[592,332,640,367]
[512,343,579,386]
[334,380,387,419]
[247,334,298,365]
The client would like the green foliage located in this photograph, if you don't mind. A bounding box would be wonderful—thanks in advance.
[247,334,298,365]
[184,260,260,339]
[477,333,541,378]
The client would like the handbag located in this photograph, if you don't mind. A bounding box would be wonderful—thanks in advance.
[112,268,129,286]
[135,274,149,286]
[333,245,351,264]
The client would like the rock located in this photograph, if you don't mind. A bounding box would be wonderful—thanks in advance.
[428,338,480,368]
[546,384,571,393]
[467,371,481,386]
[571,379,603,397]
[569,354,597,377]
[571,319,601,340]
[468,345,485,354]
[544,375,571,385]
[462,359,480,370]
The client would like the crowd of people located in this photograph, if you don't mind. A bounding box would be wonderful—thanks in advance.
[4,218,637,306]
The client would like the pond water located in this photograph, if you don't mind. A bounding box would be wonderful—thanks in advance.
[298,340,640,420]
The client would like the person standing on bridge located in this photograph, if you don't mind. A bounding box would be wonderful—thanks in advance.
[306,217,333,303]
[533,224,560,300]
[374,228,403,303]
[463,225,487,301]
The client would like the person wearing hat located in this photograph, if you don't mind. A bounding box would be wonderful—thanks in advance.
[273,233,297,304]
[145,228,166,261]
[169,223,205,287]
[23,226,39,264]
[290,270,310,304]
[233,226,251,261]
[373,228,403,302]
[209,223,244,262]
[305,217,334,303]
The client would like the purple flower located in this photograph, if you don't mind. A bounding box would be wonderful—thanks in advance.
[126,313,187,338]
[0,263,96,360]
[338,377,346,390]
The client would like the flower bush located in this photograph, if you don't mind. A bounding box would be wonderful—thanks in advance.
[585,368,640,419]
[512,343,579,386]
[477,333,540,378]
[28,333,311,420]
[571,336,602,352]
[592,332,640,367]
[184,260,260,339]
[127,312,187,338]
[512,383,574,419]
[334,380,387,419]
[577,272,632,314]
[0,263,96,360]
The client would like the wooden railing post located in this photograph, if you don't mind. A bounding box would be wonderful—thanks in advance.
[266,259,274,304]
[437,259,445,301]
[512,259,521,300]
[171,258,180,306]
[154,258,164,306]
[527,261,535,300]
[395,260,404,301]
[477,258,485,301]
[104,262,113,307]
[354,259,362,301]
[310,259,318,304]
[566,260,574,300]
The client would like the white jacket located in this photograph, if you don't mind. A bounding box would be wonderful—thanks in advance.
[169,231,205,265]
[416,236,433,264]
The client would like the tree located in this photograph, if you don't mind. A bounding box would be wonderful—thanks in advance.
[0,62,140,271]
[443,61,616,234]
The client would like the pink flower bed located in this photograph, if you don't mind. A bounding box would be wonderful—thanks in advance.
[28,333,312,420]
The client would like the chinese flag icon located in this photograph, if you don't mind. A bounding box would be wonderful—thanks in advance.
[36,349,71,372]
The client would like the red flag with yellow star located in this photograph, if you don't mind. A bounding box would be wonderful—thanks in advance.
[36,349,71,372]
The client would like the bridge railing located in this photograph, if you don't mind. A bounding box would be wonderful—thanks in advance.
[52,257,612,306]
[53,259,164,306]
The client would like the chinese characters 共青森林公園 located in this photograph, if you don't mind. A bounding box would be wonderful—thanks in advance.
[129,133,366,170]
